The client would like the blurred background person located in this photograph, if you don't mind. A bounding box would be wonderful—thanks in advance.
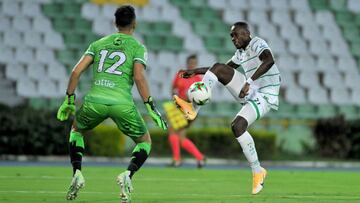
[165,54,206,168]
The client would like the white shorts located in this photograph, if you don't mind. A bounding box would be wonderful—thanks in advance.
[236,92,271,125]
[225,70,273,125]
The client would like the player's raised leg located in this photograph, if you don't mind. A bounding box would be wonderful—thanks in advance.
[173,95,198,120]
[174,63,233,120]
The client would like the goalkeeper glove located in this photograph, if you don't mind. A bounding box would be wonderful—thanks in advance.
[57,93,76,121]
[144,96,168,130]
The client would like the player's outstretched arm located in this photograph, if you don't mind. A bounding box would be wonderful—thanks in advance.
[178,67,209,78]
[57,55,93,121]
[134,63,168,130]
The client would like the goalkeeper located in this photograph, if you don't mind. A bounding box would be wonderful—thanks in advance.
[56,5,167,203]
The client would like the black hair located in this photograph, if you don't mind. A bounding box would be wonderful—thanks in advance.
[114,5,136,28]
[233,21,250,32]
[186,54,197,62]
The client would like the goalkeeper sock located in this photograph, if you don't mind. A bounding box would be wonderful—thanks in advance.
[169,134,181,161]
[127,142,151,179]
[236,131,262,173]
[69,131,84,175]
[181,138,204,161]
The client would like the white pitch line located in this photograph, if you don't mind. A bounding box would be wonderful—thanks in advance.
[0,190,359,200]
[0,190,107,194]
[0,176,209,182]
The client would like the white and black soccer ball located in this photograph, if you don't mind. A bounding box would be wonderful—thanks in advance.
[187,82,211,105]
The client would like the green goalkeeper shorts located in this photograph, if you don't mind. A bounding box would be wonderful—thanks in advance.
[75,101,148,138]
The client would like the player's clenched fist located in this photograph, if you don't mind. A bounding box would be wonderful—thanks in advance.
[57,94,76,121]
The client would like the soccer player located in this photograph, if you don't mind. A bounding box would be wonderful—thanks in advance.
[167,54,205,168]
[174,22,280,194]
[56,5,167,202]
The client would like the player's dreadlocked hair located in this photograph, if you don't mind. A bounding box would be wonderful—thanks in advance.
[114,5,136,28]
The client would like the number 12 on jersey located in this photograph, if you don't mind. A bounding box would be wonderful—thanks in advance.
[97,50,126,75]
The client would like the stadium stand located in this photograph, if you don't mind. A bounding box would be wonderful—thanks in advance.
[1,0,360,153]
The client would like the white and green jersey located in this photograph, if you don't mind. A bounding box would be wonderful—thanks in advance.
[231,37,280,110]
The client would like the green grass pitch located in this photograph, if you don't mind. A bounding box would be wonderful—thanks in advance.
[0,166,359,203]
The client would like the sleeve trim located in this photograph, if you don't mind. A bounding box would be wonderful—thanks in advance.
[257,48,269,57]
[134,58,146,65]
[231,59,241,65]
[85,51,95,56]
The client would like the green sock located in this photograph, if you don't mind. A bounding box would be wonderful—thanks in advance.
[69,131,84,175]
[127,142,151,178]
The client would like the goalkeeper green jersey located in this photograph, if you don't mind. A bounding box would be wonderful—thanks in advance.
[83,33,147,105]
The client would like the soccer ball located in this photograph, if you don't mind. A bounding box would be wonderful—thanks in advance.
[187,82,211,105]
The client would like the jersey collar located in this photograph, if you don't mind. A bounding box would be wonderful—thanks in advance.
[238,36,255,52]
